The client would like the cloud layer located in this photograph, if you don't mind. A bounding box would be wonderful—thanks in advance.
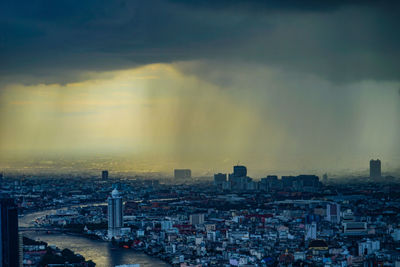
[1,1,400,175]
[1,0,399,84]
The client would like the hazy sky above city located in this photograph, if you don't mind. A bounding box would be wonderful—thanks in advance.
[1,0,400,176]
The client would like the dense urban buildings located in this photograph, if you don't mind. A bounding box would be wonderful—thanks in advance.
[0,160,399,266]
[370,159,382,178]
[0,197,20,267]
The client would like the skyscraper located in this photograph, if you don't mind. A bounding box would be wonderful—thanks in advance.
[108,188,123,239]
[1,198,20,267]
[233,165,247,177]
[370,159,381,178]
[305,221,317,241]
[322,173,328,184]
[214,173,227,189]
[326,203,341,224]
[174,169,191,180]
[229,165,249,191]
[102,170,109,180]
[190,213,205,225]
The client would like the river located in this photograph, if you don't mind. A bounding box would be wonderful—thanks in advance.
[19,208,170,267]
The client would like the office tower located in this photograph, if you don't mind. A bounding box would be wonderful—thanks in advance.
[282,176,296,190]
[102,170,109,180]
[174,169,191,180]
[214,173,227,188]
[233,165,247,177]
[228,165,250,191]
[370,159,381,178]
[1,198,20,267]
[161,220,173,230]
[322,173,328,184]
[297,175,320,190]
[326,203,340,224]
[263,175,281,190]
[108,188,123,239]
[259,178,269,191]
[190,214,205,225]
[305,222,317,241]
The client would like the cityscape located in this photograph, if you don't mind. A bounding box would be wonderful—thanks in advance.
[2,160,400,266]
[1,0,400,267]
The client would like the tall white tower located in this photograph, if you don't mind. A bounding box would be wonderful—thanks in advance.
[108,188,123,239]
[305,221,317,241]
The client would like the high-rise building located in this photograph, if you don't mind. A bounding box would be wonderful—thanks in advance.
[174,169,191,180]
[233,165,247,177]
[322,173,328,184]
[305,222,317,241]
[298,175,320,191]
[1,198,20,267]
[102,170,109,180]
[108,188,123,239]
[370,159,381,178]
[214,173,227,189]
[282,176,296,189]
[190,213,205,225]
[228,165,250,191]
[326,203,340,224]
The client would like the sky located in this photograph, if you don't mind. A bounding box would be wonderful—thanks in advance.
[0,0,400,176]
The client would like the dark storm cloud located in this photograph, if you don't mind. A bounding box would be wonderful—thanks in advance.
[0,0,399,84]
[169,0,381,12]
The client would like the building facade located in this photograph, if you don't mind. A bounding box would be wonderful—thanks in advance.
[108,188,123,239]
[1,198,20,267]
[174,169,191,180]
[214,173,227,189]
[370,159,381,178]
[326,203,341,224]
[190,214,205,225]
[102,170,109,180]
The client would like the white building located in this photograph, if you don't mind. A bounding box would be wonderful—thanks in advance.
[305,222,317,240]
[108,188,123,239]
[358,239,380,256]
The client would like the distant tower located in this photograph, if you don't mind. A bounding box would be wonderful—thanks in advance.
[214,173,227,189]
[108,188,123,239]
[233,165,247,177]
[174,169,191,180]
[369,159,381,178]
[326,203,340,224]
[102,170,109,180]
[1,198,20,267]
[322,173,328,184]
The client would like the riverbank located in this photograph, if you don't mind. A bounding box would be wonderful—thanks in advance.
[20,208,171,267]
